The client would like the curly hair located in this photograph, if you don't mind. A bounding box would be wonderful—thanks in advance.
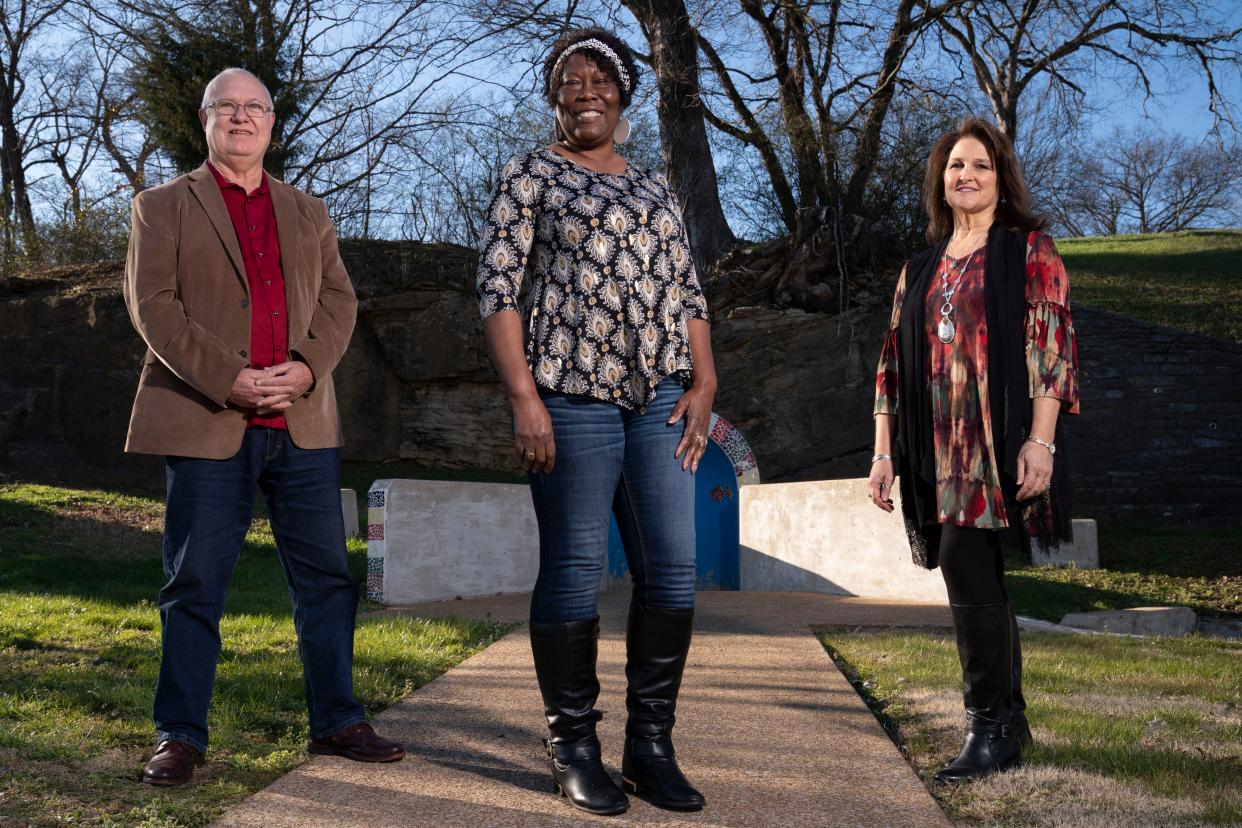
[542,27,640,110]
[923,117,1047,245]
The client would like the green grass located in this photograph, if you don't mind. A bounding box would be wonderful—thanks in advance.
[1006,521,1242,622]
[820,627,1242,826]
[1058,229,1242,343]
[0,482,510,827]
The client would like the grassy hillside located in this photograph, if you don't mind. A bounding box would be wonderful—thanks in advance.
[1057,229,1242,344]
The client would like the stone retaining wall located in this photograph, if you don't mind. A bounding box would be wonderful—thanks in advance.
[1,241,1238,523]
[1070,307,1242,522]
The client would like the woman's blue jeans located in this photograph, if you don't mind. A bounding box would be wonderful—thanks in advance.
[528,377,697,624]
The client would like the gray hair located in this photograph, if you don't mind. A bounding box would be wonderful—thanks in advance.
[201,68,273,109]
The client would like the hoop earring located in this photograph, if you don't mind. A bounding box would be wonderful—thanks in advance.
[613,117,631,145]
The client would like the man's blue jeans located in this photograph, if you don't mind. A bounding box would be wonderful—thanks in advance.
[153,427,365,753]
[529,377,697,624]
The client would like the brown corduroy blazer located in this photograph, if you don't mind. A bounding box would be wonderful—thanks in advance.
[123,162,357,459]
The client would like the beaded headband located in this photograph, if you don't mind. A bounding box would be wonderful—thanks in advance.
[549,38,632,95]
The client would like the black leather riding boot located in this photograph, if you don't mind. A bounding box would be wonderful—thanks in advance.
[620,602,705,812]
[934,602,1023,784]
[1008,602,1032,747]
[529,618,629,816]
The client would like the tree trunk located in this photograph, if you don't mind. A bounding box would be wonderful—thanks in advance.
[844,0,916,214]
[0,82,38,266]
[741,0,828,210]
[623,0,736,274]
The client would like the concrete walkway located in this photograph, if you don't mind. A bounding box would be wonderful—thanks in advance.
[212,591,953,827]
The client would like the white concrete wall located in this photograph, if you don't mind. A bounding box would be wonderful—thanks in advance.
[371,478,956,605]
[1031,519,1099,568]
[373,480,541,605]
[738,479,949,603]
[340,489,359,538]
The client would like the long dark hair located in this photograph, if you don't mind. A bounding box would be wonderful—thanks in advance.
[922,117,1046,245]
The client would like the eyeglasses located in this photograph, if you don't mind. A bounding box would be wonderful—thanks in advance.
[204,100,273,118]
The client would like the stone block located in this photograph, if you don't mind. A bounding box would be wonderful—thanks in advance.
[1030,519,1099,568]
[1060,606,1198,637]
[340,489,359,538]
[1198,617,1242,640]
[366,480,543,605]
[738,479,948,603]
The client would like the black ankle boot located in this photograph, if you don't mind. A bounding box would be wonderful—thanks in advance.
[933,719,1022,784]
[620,602,705,812]
[1008,603,1033,747]
[934,602,1023,784]
[530,618,628,816]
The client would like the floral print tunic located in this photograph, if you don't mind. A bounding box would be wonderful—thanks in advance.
[475,148,709,411]
[874,231,1080,529]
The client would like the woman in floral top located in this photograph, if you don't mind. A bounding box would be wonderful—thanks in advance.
[869,119,1079,785]
[476,28,714,816]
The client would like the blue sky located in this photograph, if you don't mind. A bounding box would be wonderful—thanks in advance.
[1092,60,1241,140]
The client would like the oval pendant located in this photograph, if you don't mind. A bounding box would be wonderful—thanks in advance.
[937,316,956,343]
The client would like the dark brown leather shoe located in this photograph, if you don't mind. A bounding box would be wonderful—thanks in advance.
[142,740,204,786]
[308,722,405,763]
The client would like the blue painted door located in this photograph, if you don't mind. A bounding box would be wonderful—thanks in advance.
[694,441,740,589]
[606,440,740,590]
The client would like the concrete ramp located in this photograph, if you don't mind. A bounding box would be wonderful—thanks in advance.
[212,590,951,827]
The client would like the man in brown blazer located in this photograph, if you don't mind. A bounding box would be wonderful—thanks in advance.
[126,67,404,786]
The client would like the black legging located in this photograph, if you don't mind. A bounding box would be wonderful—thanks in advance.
[938,522,1009,605]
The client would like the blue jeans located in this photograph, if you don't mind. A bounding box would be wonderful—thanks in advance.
[153,428,365,752]
[529,377,696,624]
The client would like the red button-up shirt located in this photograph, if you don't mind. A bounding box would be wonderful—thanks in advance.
[208,161,289,430]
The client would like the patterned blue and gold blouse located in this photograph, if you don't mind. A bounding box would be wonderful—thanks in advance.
[475,148,709,411]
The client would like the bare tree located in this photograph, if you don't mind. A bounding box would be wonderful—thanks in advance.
[692,0,967,230]
[0,0,67,266]
[80,0,506,230]
[36,51,102,218]
[935,0,1242,143]
[1052,126,1241,235]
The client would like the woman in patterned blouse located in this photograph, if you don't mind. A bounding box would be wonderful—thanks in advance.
[869,118,1079,784]
[475,28,715,817]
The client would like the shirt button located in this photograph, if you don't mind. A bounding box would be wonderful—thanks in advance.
[265,280,272,286]
[249,225,257,231]
[240,298,249,308]
[239,349,248,357]
[273,311,279,317]
[258,252,265,258]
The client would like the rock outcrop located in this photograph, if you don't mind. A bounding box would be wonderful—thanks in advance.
[2,240,1239,522]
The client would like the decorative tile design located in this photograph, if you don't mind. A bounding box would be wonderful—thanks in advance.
[708,413,761,486]
[366,482,388,603]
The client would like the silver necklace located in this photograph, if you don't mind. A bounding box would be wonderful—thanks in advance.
[936,245,979,344]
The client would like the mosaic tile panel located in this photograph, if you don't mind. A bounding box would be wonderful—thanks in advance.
[708,413,760,485]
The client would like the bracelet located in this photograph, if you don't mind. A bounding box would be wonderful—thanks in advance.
[871,453,893,463]
[1026,437,1056,455]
